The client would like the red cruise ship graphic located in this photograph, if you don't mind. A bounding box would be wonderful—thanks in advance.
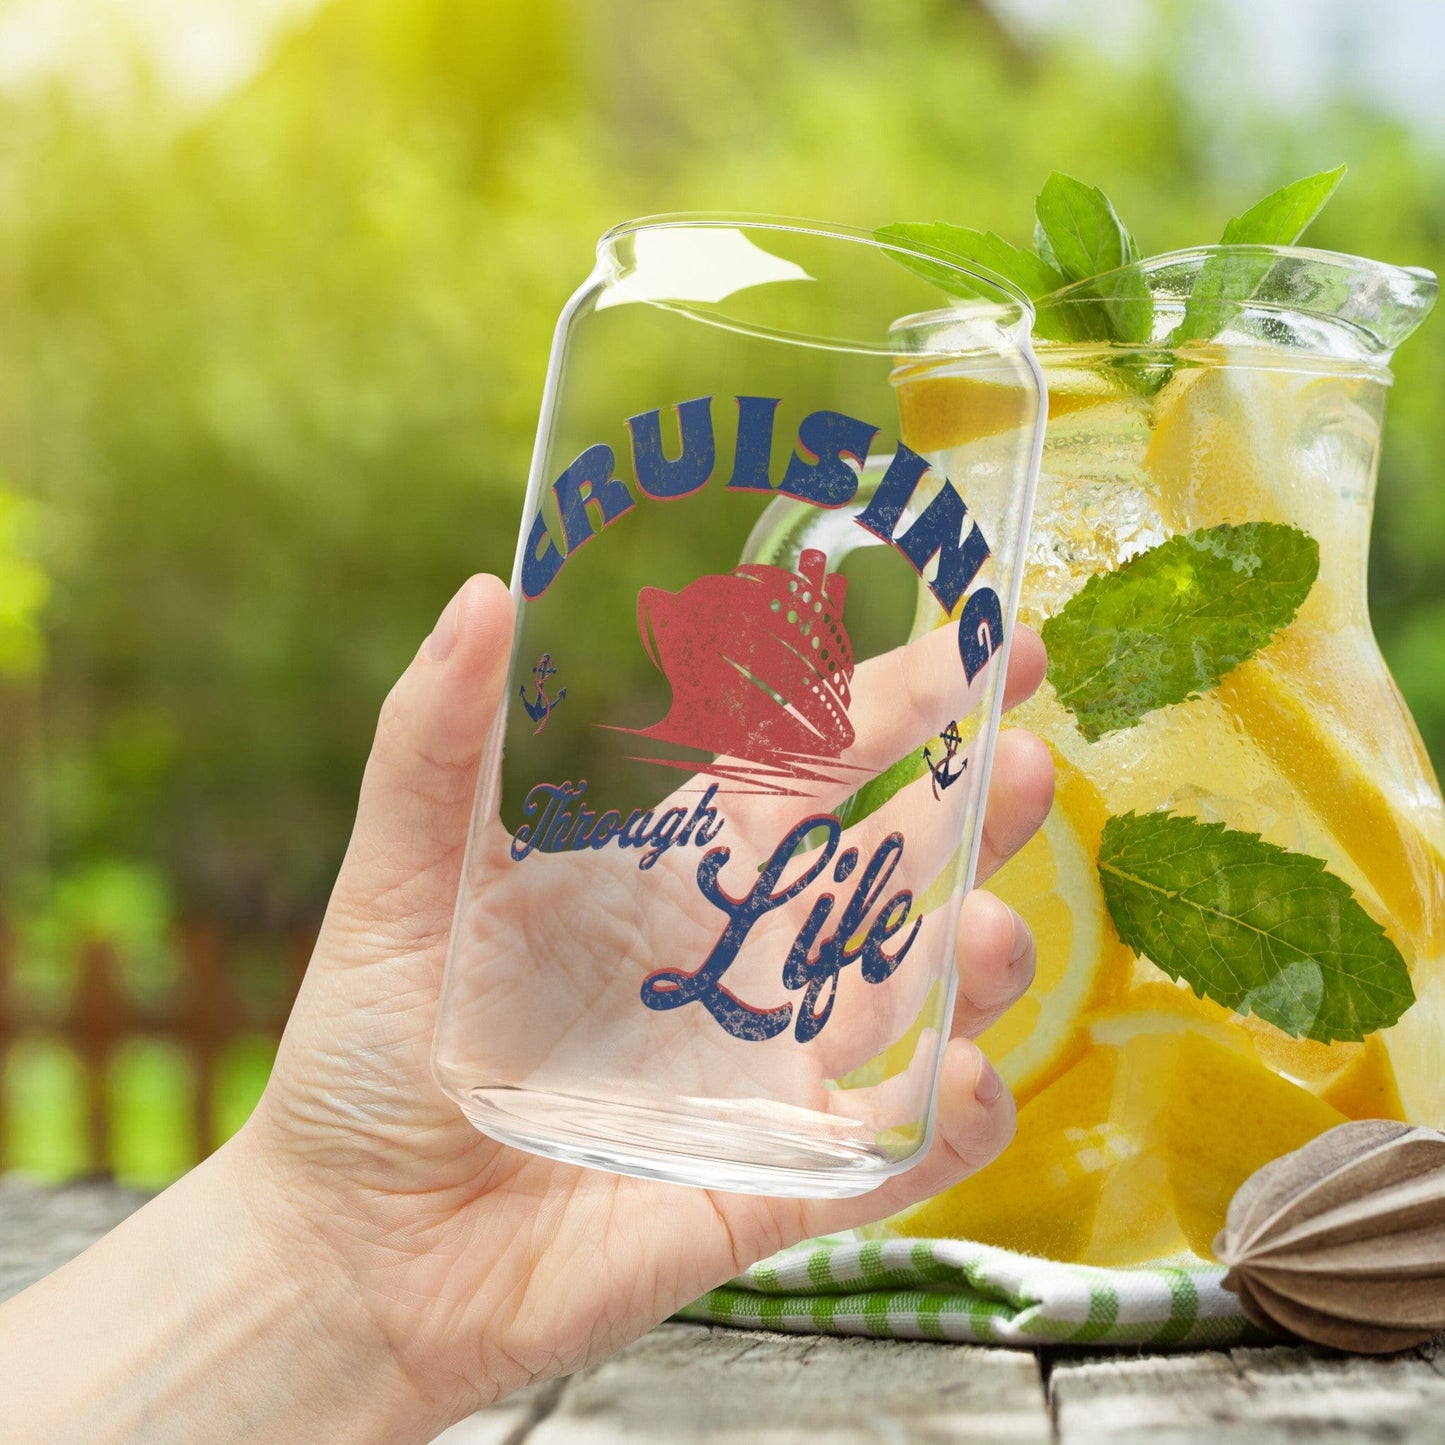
[618,548,862,794]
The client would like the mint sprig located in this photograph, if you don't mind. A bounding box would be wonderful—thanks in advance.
[879,164,1346,351]
[1033,172,1141,279]
[1041,523,1319,742]
[1098,811,1415,1043]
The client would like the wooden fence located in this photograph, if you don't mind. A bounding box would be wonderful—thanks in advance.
[0,922,314,1177]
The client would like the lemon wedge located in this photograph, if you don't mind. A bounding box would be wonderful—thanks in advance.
[889,1046,1124,1261]
[1215,651,1445,961]
[1151,1031,1348,1257]
[977,751,1133,1103]
[1085,976,1407,1119]
[888,994,1354,1265]
[895,371,1109,454]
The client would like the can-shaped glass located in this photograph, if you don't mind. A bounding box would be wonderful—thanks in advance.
[433,216,1046,1197]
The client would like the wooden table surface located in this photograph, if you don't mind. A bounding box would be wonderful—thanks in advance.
[4,1177,1443,1443]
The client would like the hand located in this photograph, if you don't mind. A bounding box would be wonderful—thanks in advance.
[442,575,1044,1141]
[241,574,1053,1426]
[0,574,1053,1445]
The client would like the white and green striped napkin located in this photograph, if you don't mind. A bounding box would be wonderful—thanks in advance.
[677,1235,1262,1348]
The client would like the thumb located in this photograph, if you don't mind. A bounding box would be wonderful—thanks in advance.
[325,573,515,953]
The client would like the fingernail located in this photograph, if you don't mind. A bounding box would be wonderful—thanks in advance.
[974,1055,1002,1104]
[1008,908,1032,964]
[427,586,464,662]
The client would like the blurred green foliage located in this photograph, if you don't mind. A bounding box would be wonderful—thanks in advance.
[0,483,48,679]
[1,0,1443,932]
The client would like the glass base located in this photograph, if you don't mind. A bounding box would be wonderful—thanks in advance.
[458,1085,911,1198]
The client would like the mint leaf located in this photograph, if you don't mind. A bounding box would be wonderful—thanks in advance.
[837,745,930,830]
[1219,164,1347,247]
[875,222,1095,345]
[1175,165,1347,345]
[876,221,1066,300]
[1098,811,1415,1043]
[1032,173,1152,344]
[1034,172,1140,281]
[1041,523,1319,742]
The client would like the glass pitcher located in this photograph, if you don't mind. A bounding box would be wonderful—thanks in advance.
[746,245,1443,1262]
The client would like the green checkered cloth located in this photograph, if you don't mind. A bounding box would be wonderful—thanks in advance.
[677,1235,1263,1347]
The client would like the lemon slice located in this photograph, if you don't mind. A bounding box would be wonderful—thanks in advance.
[1083,978,1253,1054]
[1146,357,1445,1120]
[1052,1018,1346,1260]
[886,999,1352,1264]
[1151,1031,1348,1257]
[836,751,1129,1100]
[1144,361,1445,957]
[1084,974,1407,1116]
[1378,969,1445,1128]
[895,371,1109,454]
[1215,648,1445,962]
[1319,1035,1408,1120]
[886,1045,1125,1262]
[1142,362,1302,529]
[1145,363,1385,541]
[977,750,1133,1103]
[1084,1005,1347,1261]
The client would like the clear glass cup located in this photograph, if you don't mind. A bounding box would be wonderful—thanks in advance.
[433,215,1047,1197]
[821,244,1440,1259]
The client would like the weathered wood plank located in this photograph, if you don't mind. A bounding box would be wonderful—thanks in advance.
[430,1380,566,1445]
[11,1178,1444,1445]
[525,1322,1051,1444]
[0,1176,146,1252]
[1050,1343,1445,1444]
[0,1176,146,1304]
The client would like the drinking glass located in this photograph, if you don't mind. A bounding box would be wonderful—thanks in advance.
[433,215,1046,1197]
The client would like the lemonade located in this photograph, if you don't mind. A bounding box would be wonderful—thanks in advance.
[884,285,1445,1264]
[729,171,1444,1258]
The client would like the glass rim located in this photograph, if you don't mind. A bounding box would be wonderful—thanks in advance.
[1043,242,1437,297]
[593,211,1036,357]
[1037,243,1436,366]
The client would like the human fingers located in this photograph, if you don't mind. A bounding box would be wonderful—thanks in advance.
[249,580,516,1235]
[1000,624,1045,713]
[950,890,1035,1038]
[814,892,1033,1121]
[791,717,1052,1074]
[812,716,1054,970]
[797,1037,1015,1239]
[974,727,1054,884]
[843,621,1044,776]
[721,623,1046,853]
[321,573,515,959]
[820,704,1054,911]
